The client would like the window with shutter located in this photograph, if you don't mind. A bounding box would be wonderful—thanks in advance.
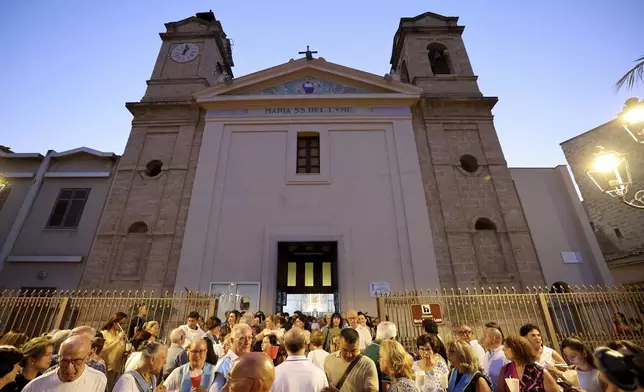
[46,188,90,229]
[296,134,321,174]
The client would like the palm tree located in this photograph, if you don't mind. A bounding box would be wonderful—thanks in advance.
[615,54,644,91]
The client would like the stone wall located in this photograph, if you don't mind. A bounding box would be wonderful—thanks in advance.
[80,104,204,292]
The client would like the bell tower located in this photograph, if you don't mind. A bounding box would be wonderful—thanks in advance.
[79,11,234,291]
[392,12,545,289]
[144,10,233,101]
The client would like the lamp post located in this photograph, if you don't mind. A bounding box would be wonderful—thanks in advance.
[586,98,644,209]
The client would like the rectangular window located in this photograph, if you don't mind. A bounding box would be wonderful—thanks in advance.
[0,187,10,211]
[287,262,297,287]
[47,188,90,229]
[305,262,314,287]
[296,135,320,174]
[322,262,332,287]
[614,228,623,239]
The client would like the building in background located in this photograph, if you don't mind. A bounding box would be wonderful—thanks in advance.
[561,120,644,285]
[510,166,613,287]
[0,10,617,315]
[77,10,550,316]
[0,148,118,289]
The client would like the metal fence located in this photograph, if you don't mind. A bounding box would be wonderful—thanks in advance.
[0,290,219,341]
[376,286,644,352]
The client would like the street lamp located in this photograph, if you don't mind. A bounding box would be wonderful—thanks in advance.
[586,98,644,208]
[620,98,644,143]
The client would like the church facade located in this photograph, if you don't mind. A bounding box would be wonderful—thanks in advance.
[79,11,546,314]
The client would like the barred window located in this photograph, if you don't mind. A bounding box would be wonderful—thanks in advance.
[296,134,320,174]
[47,188,90,229]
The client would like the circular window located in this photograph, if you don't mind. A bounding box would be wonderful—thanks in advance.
[145,160,163,177]
[459,155,479,173]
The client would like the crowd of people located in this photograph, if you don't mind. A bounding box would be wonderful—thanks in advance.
[0,305,641,392]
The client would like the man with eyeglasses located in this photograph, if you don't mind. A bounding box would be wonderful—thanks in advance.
[454,324,486,368]
[164,339,216,391]
[210,324,253,392]
[23,335,107,391]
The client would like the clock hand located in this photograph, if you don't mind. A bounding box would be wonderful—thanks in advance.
[182,45,189,55]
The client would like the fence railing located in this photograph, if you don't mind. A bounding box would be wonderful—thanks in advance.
[0,290,219,340]
[376,286,644,352]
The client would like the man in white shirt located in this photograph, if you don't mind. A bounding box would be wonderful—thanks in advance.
[455,324,486,368]
[347,310,372,351]
[23,335,107,392]
[271,327,328,392]
[481,326,509,390]
[179,311,206,349]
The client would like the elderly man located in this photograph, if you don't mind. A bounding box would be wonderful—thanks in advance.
[221,352,275,392]
[113,342,168,391]
[364,321,397,392]
[481,326,508,390]
[23,335,107,391]
[165,327,186,377]
[323,328,378,392]
[270,327,328,392]
[164,339,216,391]
[210,323,253,392]
[455,324,486,368]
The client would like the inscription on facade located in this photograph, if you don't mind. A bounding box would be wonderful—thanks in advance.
[265,107,355,115]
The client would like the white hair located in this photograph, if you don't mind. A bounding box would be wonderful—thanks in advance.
[136,342,166,368]
[169,327,185,344]
[231,323,252,339]
[376,321,397,340]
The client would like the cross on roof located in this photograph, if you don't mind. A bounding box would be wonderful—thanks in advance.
[298,45,318,61]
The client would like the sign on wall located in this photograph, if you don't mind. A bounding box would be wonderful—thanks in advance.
[561,252,583,264]
[410,303,443,325]
[206,107,409,117]
[369,282,390,297]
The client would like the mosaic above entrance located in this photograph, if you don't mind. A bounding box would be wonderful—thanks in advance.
[250,76,371,95]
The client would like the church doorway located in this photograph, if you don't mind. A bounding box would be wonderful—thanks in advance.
[276,242,339,315]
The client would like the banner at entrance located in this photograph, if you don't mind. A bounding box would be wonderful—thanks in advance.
[410,303,443,325]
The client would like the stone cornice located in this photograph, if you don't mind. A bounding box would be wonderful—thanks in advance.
[421,96,498,110]
[126,101,201,123]
[146,77,210,86]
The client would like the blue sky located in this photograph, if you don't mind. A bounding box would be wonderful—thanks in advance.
[1,0,642,168]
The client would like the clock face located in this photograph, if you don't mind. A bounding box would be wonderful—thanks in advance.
[170,43,199,63]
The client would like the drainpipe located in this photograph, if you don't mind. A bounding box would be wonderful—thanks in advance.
[0,150,53,274]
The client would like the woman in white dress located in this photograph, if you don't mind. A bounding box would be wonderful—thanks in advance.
[412,334,449,392]
[518,324,566,368]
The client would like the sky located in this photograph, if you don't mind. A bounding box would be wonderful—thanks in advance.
[1,0,642,169]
